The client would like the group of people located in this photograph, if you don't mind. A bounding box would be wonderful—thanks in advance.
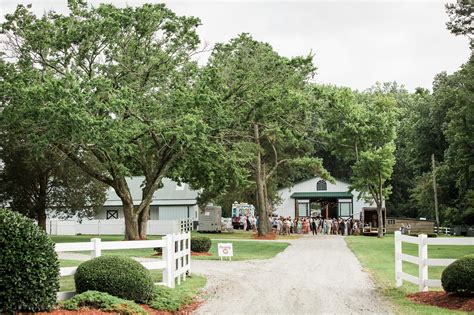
[239,215,258,231]
[271,216,361,236]
[400,223,412,235]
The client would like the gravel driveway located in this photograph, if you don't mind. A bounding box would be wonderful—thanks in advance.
[193,235,392,315]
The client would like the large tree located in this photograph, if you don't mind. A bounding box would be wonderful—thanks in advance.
[317,86,398,237]
[1,1,211,239]
[201,34,329,236]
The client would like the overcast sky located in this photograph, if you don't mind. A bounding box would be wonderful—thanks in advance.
[1,0,471,91]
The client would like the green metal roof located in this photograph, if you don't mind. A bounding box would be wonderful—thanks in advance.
[290,192,353,199]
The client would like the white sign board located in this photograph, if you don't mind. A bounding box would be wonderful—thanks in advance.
[217,243,233,260]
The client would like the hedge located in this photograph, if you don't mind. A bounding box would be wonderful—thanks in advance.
[0,209,60,312]
[191,236,212,253]
[441,254,474,295]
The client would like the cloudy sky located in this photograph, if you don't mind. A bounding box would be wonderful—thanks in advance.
[1,0,471,91]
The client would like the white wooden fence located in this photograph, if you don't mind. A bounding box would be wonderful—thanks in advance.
[433,226,451,235]
[394,231,474,291]
[48,218,193,236]
[55,232,191,301]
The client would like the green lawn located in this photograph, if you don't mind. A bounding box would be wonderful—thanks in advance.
[345,234,474,314]
[193,240,290,261]
[53,234,291,261]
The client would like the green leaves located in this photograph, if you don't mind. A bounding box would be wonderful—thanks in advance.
[0,210,60,312]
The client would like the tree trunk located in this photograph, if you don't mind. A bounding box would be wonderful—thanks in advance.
[254,123,268,236]
[138,205,150,239]
[262,164,271,231]
[122,199,140,240]
[377,203,384,238]
[36,173,48,231]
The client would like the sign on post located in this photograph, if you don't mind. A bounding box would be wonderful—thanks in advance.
[218,243,233,261]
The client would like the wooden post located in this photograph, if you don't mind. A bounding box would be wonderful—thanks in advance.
[325,204,328,219]
[431,154,440,234]
[418,234,428,292]
[91,238,101,258]
[162,234,175,288]
[394,231,402,287]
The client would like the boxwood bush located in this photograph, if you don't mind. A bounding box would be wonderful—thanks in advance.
[441,254,474,295]
[75,255,154,302]
[191,236,212,253]
[0,209,60,312]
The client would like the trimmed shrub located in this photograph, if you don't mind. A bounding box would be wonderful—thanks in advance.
[74,255,154,302]
[191,236,211,253]
[0,209,60,312]
[62,291,147,314]
[441,254,474,295]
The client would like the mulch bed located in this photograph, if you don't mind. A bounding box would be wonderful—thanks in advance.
[31,308,113,314]
[30,298,205,315]
[251,232,276,240]
[191,251,212,256]
[407,291,474,312]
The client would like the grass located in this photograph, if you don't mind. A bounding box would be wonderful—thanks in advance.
[53,233,291,261]
[193,240,290,261]
[345,234,474,314]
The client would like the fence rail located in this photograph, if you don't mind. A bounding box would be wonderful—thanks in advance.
[55,232,191,301]
[433,226,451,235]
[394,231,474,291]
[48,219,193,236]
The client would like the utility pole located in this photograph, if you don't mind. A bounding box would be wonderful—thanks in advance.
[432,154,440,234]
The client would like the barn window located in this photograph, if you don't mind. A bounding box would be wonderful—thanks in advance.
[106,210,119,220]
[316,180,327,191]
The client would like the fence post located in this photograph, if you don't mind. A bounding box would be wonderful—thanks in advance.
[418,234,428,291]
[187,231,191,275]
[394,231,402,287]
[162,234,175,288]
[91,238,101,258]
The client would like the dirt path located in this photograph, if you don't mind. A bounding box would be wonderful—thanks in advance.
[193,235,391,315]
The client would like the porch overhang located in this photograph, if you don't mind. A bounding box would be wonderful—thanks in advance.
[290,192,353,199]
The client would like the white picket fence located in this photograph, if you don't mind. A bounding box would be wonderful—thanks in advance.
[394,231,474,291]
[55,232,191,301]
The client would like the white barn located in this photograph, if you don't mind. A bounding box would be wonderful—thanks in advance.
[46,177,200,235]
[97,176,200,222]
[274,177,377,220]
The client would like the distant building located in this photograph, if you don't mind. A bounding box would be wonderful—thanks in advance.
[46,176,200,235]
[96,176,199,222]
[274,176,377,219]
